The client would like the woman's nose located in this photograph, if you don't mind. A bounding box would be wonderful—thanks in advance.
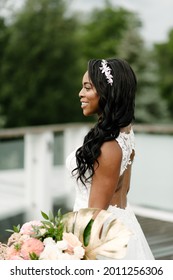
[79,88,84,97]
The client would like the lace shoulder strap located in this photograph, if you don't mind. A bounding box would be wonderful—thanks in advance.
[116,129,135,176]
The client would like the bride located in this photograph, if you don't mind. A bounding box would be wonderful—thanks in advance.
[66,58,154,259]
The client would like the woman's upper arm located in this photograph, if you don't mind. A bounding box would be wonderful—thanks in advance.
[88,140,122,209]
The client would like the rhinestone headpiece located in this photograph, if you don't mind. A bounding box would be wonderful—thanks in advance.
[99,59,113,86]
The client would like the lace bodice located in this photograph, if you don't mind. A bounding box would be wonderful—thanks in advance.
[66,128,135,211]
[116,129,135,176]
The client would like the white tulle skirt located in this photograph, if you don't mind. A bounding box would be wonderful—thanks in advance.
[104,203,155,260]
[73,188,154,260]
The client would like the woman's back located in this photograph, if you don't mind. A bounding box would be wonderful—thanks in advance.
[110,126,135,208]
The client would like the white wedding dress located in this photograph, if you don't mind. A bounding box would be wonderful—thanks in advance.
[66,129,154,260]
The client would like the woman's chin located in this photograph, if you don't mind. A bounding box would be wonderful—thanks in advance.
[82,109,90,116]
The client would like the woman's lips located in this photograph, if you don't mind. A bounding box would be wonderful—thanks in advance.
[81,102,89,108]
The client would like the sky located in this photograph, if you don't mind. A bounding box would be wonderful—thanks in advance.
[69,0,173,45]
[1,0,173,45]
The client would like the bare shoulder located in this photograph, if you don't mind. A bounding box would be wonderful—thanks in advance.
[90,140,123,209]
[98,140,122,165]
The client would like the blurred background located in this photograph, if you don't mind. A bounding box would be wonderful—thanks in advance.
[0,0,173,259]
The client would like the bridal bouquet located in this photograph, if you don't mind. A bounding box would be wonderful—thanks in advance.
[0,208,131,260]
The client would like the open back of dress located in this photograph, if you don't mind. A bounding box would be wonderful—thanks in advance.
[66,129,154,259]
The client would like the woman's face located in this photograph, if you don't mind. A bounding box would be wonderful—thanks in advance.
[79,71,100,116]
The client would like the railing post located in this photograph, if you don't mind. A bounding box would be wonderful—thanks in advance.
[24,131,54,221]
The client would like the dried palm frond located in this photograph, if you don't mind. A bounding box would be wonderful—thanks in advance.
[63,208,132,260]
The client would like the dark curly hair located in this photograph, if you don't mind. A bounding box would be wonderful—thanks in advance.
[72,58,137,185]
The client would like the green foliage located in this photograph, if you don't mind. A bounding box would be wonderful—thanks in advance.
[14,243,21,251]
[78,1,169,123]
[83,219,94,247]
[79,2,139,60]
[115,15,169,123]
[135,51,170,123]
[6,224,21,233]
[29,252,39,260]
[0,0,170,126]
[0,0,82,127]
[40,209,64,241]
[154,29,173,120]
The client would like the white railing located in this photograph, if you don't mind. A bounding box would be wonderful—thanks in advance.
[0,123,91,221]
[0,170,25,219]
[0,123,173,222]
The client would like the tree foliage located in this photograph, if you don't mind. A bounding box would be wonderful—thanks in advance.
[154,29,173,119]
[78,4,133,59]
[0,0,82,127]
[78,1,169,123]
[118,29,170,123]
[0,0,171,128]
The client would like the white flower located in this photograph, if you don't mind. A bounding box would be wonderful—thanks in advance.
[73,246,85,259]
[40,238,66,260]
[56,240,68,251]
[39,237,85,260]
[40,238,71,260]
[43,237,55,246]
[99,59,113,86]
[39,247,58,260]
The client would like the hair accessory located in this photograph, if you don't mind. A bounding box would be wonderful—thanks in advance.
[99,59,113,86]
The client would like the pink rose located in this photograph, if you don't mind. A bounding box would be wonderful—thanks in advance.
[63,232,83,255]
[6,245,21,260]
[20,220,42,235]
[20,238,44,260]
[9,256,23,260]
